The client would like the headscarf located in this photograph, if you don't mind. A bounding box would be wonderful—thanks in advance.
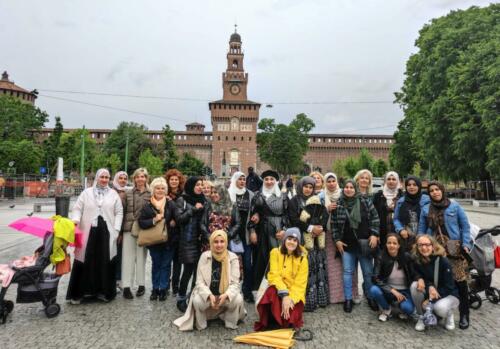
[93,168,110,206]
[228,171,246,203]
[150,177,167,215]
[212,184,233,216]
[382,171,400,207]
[183,176,206,206]
[427,181,451,231]
[261,175,282,199]
[210,230,229,295]
[341,179,361,230]
[112,171,128,191]
[354,169,373,195]
[296,176,316,200]
[399,176,423,225]
[323,172,341,207]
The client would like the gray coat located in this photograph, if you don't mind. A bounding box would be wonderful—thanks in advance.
[122,188,151,233]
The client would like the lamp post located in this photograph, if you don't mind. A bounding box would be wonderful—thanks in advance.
[80,125,85,184]
[124,132,129,173]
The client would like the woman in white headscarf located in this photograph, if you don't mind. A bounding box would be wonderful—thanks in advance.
[373,171,403,246]
[228,171,256,302]
[67,168,124,304]
[248,170,289,291]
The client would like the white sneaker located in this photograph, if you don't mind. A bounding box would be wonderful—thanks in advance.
[415,317,425,331]
[445,313,455,330]
[378,309,391,322]
[353,297,362,305]
[70,298,81,305]
[398,313,409,320]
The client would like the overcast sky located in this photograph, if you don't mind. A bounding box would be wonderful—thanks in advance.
[0,0,492,134]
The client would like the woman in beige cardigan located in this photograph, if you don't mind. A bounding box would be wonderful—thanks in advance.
[174,230,245,331]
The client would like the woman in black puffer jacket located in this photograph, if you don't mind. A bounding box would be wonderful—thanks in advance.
[175,176,212,312]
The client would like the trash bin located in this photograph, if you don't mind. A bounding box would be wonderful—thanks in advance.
[55,196,70,217]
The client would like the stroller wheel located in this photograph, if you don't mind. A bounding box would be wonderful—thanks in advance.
[5,300,14,313]
[485,288,500,304]
[45,303,61,318]
[469,293,482,310]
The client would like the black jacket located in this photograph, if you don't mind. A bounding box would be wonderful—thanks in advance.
[413,255,459,299]
[372,251,416,292]
[226,206,243,242]
[138,199,177,248]
[373,189,403,245]
[288,196,328,234]
[174,197,212,264]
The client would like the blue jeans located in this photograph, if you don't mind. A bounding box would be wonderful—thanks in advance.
[342,250,374,300]
[369,285,415,315]
[241,239,254,298]
[148,245,174,290]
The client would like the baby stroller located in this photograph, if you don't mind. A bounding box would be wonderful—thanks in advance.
[0,232,61,324]
[468,225,500,309]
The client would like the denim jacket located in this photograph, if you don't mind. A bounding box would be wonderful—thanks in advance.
[393,194,430,233]
[417,200,472,250]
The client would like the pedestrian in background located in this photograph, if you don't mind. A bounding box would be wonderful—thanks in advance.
[246,167,262,193]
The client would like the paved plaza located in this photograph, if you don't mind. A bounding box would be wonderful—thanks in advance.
[0,199,499,349]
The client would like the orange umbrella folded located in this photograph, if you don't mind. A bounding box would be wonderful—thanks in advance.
[233,329,295,349]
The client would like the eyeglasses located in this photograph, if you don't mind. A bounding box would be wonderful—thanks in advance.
[417,243,432,248]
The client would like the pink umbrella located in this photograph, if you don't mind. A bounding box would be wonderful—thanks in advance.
[8,216,82,247]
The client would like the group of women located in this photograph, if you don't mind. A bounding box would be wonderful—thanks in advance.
[66,166,472,333]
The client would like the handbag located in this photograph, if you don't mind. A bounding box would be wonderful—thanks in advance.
[137,220,168,247]
[437,226,461,258]
[55,253,71,276]
[229,239,244,254]
[495,246,500,269]
[359,238,377,257]
[131,220,140,238]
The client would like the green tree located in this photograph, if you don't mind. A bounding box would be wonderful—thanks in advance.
[108,154,122,174]
[372,159,389,177]
[257,113,315,175]
[357,148,374,171]
[104,122,151,172]
[162,124,178,171]
[0,95,48,141]
[59,129,98,173]
[393,4,499,197]
[177,152,204,176]
[42,116,64,173]
[0,140,43,173]
[139,149,163,176]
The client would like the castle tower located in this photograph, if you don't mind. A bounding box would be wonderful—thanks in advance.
[209,28,261,177]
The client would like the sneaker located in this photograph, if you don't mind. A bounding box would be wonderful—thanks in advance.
[378,309,391,322]
[352,297,362,305]
[70,298,81,305]
[159,289,167,301]
[177,300,188,313]
[398,313,409,320]
[123,287,133,300]
[96,294,109,303]
[445,313,455,331]
[415,317,425,332]
[136,286,145,297]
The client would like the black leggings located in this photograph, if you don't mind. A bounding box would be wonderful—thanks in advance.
[456,280,469,316]
[178,263,196,298]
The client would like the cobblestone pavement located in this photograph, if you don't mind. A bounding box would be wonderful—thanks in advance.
[0,201,499,349]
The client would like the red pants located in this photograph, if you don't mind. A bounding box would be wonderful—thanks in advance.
[254,286,304,331]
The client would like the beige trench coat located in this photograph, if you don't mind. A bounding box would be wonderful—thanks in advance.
[173,250,246,331]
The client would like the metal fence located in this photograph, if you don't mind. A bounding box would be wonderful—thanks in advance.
[0,174,85,200]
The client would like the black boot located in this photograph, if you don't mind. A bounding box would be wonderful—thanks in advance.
[123,287,133,300]
[343,300,353,313]
[136,286,145,297]
[150,289,159,301]
[177,300,187,312]
[459,314,469,330]
[159,289,167,301]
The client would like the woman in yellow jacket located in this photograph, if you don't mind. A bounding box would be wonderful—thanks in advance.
[254,227,308,331]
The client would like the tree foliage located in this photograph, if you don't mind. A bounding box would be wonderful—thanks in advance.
[257,113,315,175]
[392,4,500,183]
[0,95,48,141]
[43,116,64,173]
[177,152,204,177]
[0,140,43,173]
[139,148,163,176]
[59,129,98,174]
[332,148,389,178]
[162,124,178,171]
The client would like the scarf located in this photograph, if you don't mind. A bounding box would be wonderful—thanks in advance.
[210,230,229,295]
[323,172,341,207]
[399,176,422,225]
[183,176,206,206]
[382,171,400,207]
[342,180,361,230]
[261,181,281,199]
[427,181,451,231]
[151,195,166,215]
[93,169,110,206]
[228,171,246,203]
[212,184,233,216]
[112,171,128,191]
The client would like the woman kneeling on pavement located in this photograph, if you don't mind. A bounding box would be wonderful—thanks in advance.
[369,233,415,322]
[411,234,459,331]
[254,228,308,331]
[173,230,245,331]
[138,177,176,301]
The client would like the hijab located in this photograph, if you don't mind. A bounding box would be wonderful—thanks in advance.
[112,171,128,191]
[183,176,206,206]
[341,179,361,230]
[323,172,342,207]
[399,176,423,225]
[93,168,110,206]
[427,181,451,231]
[210,230,229,295]
[382,171,401,207]
[212,184,233,216]
[228,171,246,203]
[261,177,282,199]
[296,176,316,201]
